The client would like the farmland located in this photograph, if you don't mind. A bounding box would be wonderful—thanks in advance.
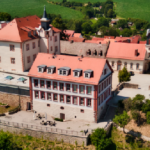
[0,0,150,21]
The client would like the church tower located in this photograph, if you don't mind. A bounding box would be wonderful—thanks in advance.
[40,6,50,30]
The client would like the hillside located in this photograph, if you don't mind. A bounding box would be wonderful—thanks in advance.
[0,0,150,21]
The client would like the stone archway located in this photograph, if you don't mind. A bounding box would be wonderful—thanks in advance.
[117,60,122,70]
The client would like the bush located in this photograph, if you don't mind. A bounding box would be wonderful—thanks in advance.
[142,99,150,113]
[118,67,130,83]
[132,95,144,111]
[146,111,150,124]
[133,94,145,101]
[122,98,132,111]
[54,118,63,122]
[90,128,112,150]
[131,110,141,124]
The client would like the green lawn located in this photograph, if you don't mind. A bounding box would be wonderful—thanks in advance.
[0,0,84,20]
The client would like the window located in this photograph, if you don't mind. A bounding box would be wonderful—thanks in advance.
[26,44,29,51]
[74,72,78,77]
[63,70,66,75]
[80,97,84,106]
[136,63,139,70]
[124,62,127,68]
[27,56,30,63]
[60,83,64,91]
[53,82,57,90]
[47,93,51,100]
[80,85,85,94]
[73,84,77,93]
[87,99,91,107]
[85,73,88,78]
[11,58,15,64]
[55,36,57,42]
[59,70,63,75]
[66,96,71,104]
[130,63,133,69]
[102,83,103,91]
[47,104,50,107]
[60,95,64,103]
[39,68,42,72]
[51,46,52,51]
[66,84,70,91]
[104,69,107,75]
[47,68,52,74]
[40,80,45,88]
[47,81,51,89]
[53,94,58,101]
[34,79,38,87]
[80,109,84,113]
[33,54,36,61]
[10,45,15,51]
[98,84,101,93]
[35,91,39,99]
[87,86,92,95]
[41,92,45,100]
[73,97,77,105]
[33,42,35,49]
[55,46,58,52]
[112,61,114,67]
[38,40,40,47]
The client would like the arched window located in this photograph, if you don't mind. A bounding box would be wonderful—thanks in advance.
[99,50,103,56]
[136,63,139,70]
[130,63,133,69]
[93,50,97,55]
[112,61,114,67]
[124,62,127,68]
[117,60,122,70]
[87,49,91,55]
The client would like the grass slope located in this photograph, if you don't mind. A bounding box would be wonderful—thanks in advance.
[0,0,84,20]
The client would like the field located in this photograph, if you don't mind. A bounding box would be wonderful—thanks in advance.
[0,0,150,21]
[0,0,84,20]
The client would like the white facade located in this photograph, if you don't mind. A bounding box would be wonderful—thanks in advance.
[107,58,145,73]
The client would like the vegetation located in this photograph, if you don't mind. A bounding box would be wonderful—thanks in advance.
[118,67,131,83]
[90,128,112,150]
[0,12,11,21]
[8,106,20,114]
[54,118,63,122]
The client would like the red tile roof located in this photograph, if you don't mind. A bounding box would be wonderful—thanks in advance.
[85,40,107,44]
[104,36,115,39]
[92,37,104,41]
[28,53,110,85]
[69,37,85,42]
[74,33,82,38]
[139,41,146,44]
[106,42,146,61]
[0,15,40,42]
[63,30,74,37]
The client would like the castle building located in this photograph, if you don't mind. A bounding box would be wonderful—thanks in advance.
[28,53,113,122]
[0,7,61,73]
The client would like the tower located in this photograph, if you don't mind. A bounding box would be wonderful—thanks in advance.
[40,6,50,30]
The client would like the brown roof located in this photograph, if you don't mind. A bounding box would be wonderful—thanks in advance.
[74,33,82,38]
[69,37,85,42]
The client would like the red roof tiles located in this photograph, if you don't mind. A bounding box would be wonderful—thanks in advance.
[69,37,85,42]
[106,42,146,61]
[28,53,109,85]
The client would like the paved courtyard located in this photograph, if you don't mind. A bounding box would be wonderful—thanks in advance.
[0,111,108,132]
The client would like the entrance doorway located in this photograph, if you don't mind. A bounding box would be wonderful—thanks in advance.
[117,61,122,70]
[27,102,31,110]
[60,113,65,120]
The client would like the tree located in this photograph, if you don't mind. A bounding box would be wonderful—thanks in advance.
[81,22,92,34]
[118,67,131,83]
[107,9,114,18]
[0,131,15,150]
[122,98,132,111]
[146,111,150,124]
[121,28,132,37]
[131,110,141,126]
[96,17,109,28]
[52,17,66,30]
[104,4,113,17]
[117,19,128,29]
[113,111,130,133]
[0,12,11,21]
[90,128,112,150]
[142,99,150,113]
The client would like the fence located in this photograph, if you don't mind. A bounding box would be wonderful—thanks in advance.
[0,120,86,137]
[0,83,29,96]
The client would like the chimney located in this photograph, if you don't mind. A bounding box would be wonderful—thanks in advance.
[135,49,138,56]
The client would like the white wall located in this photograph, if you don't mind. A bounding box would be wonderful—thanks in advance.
[0,41,23,72]
[107,58,144,73]
[22,39,40,71]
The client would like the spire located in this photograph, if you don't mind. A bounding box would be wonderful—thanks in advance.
[42,5,47,19]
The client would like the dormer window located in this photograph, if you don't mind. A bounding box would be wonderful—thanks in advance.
[84,70,93,78]
[37,65,46,73]
[58,67,71,76]
[47,66,56,74]
[73,69,82,77]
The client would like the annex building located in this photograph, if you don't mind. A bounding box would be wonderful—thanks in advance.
[28,53,113,122]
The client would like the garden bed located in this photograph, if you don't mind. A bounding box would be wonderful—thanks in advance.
[0,102,8,108]
[8,106,20,115]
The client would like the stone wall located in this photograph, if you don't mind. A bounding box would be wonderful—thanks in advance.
[0,92,30,110]
[0,124,89,146]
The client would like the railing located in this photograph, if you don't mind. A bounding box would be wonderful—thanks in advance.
[0,120,86,137]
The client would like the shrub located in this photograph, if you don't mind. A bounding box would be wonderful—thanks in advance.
[54,118,63,122]
[118,67,130,83]
[122,98,132,111]
[146,111,150,124]
[142,99,150,113]
[90,128,112,150]
[133,94,145,101]
[131,110,141,125]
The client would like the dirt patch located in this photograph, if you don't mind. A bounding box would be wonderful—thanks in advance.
[125,111,150,137]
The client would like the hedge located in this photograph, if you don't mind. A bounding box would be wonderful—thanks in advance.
[54,118,63,122]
